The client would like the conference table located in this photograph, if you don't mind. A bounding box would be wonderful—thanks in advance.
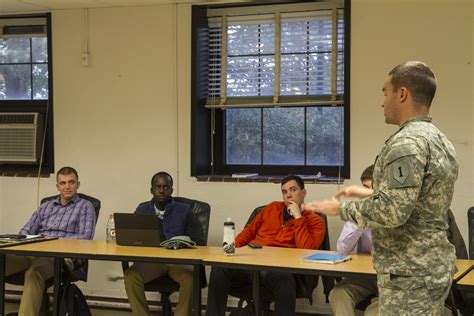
[454,259,474,281]
[456,266,474,293]
[0,239,470,316]
[203,246,377,313]
[204,246,376,276]
[0,239,377,315]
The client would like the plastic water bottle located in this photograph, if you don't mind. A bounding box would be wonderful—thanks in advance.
[106,213,116,243]
[223,217,235,255]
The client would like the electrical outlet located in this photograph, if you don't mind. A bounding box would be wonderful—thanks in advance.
[82,53,89,66]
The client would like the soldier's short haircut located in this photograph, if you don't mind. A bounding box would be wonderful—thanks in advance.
[389,61,437,108]
[360,164,374,182]
[56,166,79,181]
[151,171,173,188]
[281,174,305,190]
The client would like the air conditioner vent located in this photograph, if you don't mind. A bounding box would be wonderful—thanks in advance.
[0,112,44,163]
[0,113,36,124]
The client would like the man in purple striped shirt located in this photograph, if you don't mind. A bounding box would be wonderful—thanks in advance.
[5,166,96,316]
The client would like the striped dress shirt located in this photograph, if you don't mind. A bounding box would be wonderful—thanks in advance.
[20,194,96,240]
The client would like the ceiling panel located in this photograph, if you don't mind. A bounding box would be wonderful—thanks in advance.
[21,0,110,9]
[0,0,51,13]
[0,0,257,15]
[98,0,175,5]
[0,0,162,14]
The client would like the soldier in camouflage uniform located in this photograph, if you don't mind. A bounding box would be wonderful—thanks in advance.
[303,61,458,315]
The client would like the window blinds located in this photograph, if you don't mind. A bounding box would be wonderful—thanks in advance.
[206,2,344,109]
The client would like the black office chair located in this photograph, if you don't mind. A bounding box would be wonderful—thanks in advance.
[5,193,101,314]
[441,208,472,316]
[121,197,211,316]
[228,205,334,315]
[461,206,474,315]
[447,206,474,316]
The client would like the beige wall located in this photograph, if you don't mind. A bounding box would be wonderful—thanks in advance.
[0,0,472,308]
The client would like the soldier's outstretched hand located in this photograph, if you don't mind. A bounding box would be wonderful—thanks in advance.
[335,185,373,199]
[302,197,340,216]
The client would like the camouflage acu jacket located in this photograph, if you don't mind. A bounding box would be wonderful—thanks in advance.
[340,115,458,276]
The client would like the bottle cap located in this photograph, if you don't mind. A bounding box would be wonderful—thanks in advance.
[226,217,231,222]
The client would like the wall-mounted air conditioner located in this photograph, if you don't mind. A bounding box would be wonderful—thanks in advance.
[0,112,44,163]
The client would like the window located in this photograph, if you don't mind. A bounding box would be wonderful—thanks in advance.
[0,14,54,176]
[191,1,350,178]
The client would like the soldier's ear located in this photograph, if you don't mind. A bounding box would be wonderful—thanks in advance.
[399,87,408,103]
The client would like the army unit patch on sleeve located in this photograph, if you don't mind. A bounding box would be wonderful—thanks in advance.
[389,157,417,188]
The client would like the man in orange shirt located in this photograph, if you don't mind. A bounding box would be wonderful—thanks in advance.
[206,175,326,316]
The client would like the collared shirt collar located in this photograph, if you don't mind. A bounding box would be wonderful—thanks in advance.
[399,115,432,129]
[152,197,175,215]
[385,115,432,145]
[53,193,80,205]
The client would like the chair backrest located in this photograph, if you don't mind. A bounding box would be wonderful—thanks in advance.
[446,208,468,259]
[174,196,211,245]
[318,214,330,251]
[246,205,265,225]
[468,207,474,259]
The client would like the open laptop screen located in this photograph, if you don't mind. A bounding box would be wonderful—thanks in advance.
[114,213,161,247]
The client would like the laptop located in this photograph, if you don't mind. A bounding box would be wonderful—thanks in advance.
[0,235,58,248]
[114,213,161,247]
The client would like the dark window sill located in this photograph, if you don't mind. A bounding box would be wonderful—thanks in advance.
[196,175,344,184]
[0,172,50,178]
[0,166,51,178]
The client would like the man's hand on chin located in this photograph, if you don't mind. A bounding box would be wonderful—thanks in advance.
[287,201,302,219]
